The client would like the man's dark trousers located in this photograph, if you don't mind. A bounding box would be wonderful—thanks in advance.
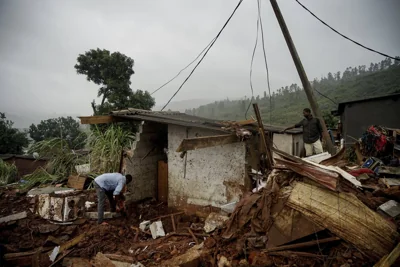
[94,182,117,224]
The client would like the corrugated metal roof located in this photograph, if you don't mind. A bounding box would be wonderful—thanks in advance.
[109,108,303,134]
[111,108,230,132]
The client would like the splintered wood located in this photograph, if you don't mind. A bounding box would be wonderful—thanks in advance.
[287,182,399,261]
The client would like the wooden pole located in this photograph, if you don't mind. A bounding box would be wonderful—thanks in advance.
[269,0,335,154]
[253,103,273,169]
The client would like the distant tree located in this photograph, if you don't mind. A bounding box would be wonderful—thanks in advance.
[327,72,334,81]
[263,91,267,100]
[0,112,29,154]
[29,117,86,149]
[335,71,341,80]
[394,57,400,66]
[322,112,338,129]
[74,48,154,115]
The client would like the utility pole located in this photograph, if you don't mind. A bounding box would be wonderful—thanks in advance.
[269,0,335,154]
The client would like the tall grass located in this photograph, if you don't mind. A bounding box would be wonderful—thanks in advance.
[0,159,17,185]
[25,138,87,188]
[87,124,134,173]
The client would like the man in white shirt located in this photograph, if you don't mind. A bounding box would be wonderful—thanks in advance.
[94,173,133,224]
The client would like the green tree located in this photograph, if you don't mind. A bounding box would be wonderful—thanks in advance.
[74,48,155,115]
[0,113,29,154]
[29,117,86,149]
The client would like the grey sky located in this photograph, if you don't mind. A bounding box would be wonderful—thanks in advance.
[1,0,399,121]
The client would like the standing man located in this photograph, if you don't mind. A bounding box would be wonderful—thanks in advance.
[281,108,323,157]
[94,173,132,225]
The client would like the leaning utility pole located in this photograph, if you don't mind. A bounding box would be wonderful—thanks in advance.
[269,0,335,154]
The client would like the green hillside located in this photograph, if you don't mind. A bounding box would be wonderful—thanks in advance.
[186,57,400,127]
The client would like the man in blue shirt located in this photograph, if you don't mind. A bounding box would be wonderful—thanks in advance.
[94,173,133,224]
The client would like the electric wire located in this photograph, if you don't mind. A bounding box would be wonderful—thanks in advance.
[245,0,260,119]
[295,0,399,61]
[160,0,244,111]
[314,87,337,105]
[258,0,273,124]
[150,38,216,96]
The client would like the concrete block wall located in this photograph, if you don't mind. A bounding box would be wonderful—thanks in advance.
[123,122,166,201]
[167,125,246,208]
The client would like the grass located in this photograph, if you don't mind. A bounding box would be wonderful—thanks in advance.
[0,159,18,185]
[87,124,134,174]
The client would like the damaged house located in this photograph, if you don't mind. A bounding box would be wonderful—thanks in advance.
[79,109,302,209]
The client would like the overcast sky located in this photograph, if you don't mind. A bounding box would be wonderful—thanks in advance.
[1,0,399,120]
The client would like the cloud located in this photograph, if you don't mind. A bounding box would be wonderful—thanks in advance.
[0,0,399,119]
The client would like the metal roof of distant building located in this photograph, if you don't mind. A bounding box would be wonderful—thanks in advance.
[332,93,400,115]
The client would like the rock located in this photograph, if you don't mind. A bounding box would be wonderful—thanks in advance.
[38,224,60,234]
[204,212,229,233]
[149,221,165,239]
[238,259,249,266]
[204,237,216,249]
[352,252,363,259]
[342,250,352,259]
[93,252,116,267]
[131,263,145,267]
[218,256,231,267]
[162,243,205,267]
[340,264,350,267]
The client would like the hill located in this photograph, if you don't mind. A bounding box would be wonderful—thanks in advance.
[186,57,400,127]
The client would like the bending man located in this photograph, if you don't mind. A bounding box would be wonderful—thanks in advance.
[94,173,132,224]
[281,108,323,157]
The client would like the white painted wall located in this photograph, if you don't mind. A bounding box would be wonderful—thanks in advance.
[273,133,304,157]
[168,125,246,207]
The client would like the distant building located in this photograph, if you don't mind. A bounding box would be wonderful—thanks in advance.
[0,154,48,179]
[332,93,400,145]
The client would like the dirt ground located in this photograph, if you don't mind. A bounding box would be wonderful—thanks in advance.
[0,183,395,267]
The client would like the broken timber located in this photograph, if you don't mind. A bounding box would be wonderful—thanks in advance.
[253,103,273,169]
[265,237,340,252]
[0,211,27,224]
[287,182,399,261]
[79,115,126,125]
[176,134,239,152]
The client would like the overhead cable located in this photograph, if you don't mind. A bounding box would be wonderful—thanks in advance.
[258,0,273,124]
[295,0,399,61]
[245,0,261,119]
[161,0,244,111]
[150,38,215,96]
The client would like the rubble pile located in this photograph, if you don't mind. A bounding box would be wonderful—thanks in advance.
[1,124,400,266]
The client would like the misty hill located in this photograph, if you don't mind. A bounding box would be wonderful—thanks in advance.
[154,98,215,112]
[5,112,83,129]
[187,57,400,126]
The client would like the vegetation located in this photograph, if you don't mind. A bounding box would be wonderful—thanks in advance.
[187,57,400,127]
[29,116,86,149]
[74,48,155,115]
[0,159,17,185]
[0,112,29,154]
[87,124,134,174]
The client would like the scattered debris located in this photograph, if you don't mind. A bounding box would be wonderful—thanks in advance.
[85,212,121,219]
[378,200,400,218]
[67,175,87,190]
[0,211,27,224]
[149,220,165,239]
[139,220,151,231]
[203,212,229,233]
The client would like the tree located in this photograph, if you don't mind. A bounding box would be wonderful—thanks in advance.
[0,113,29,154]
[74,48,155,115]
[29,117,86,149]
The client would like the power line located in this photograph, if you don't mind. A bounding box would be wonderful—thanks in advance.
[245,0,261,119]
[258,0,273,124]
[314,87,337,105]
[161,0,244,111]
[150,38,216,96]
[295,0,399,61]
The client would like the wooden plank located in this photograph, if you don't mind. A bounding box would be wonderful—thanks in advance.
[374,242,400,267]
[176,134,239,152]
[252,104,273,169]
[59,233,85,254]
[79,116,125,125]
[268,251,327,259]
[0,211,27,224]
[67,176,87,190]
[157,160,168,203]
[265,237,340,252]
[103,254,134,263]
[287,182,399,261]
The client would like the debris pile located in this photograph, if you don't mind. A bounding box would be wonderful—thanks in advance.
[1,124,400,266]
